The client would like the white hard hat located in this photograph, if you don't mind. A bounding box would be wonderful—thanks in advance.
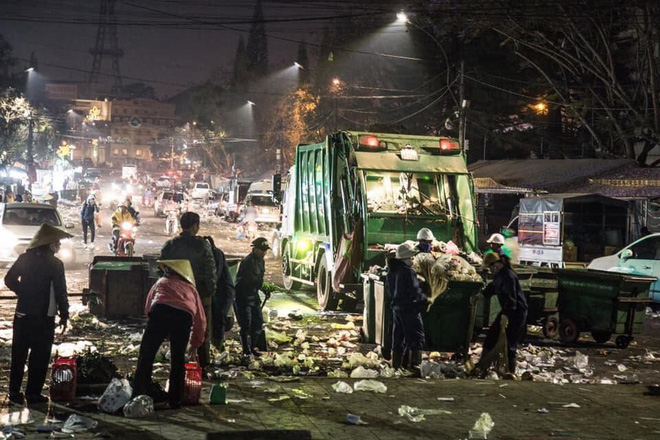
[486,233,505,245]
[396,242,419,260]
[416,228,435,241]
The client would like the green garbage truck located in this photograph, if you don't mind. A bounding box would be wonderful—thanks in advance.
[278,131,479,311]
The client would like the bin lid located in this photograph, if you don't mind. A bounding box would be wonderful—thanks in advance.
[92,261,147,271]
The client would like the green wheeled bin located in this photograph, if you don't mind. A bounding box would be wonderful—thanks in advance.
[527,268,559,339]
[424,280,483,358]
[556,269,656,348]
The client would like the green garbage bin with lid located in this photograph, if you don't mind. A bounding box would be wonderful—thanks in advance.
[557,269,655,348]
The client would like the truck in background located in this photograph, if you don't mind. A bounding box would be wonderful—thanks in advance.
[122,164,138,181]
[278,131,479,311]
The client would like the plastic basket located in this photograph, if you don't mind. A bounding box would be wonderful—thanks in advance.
[50,357,77,402]
[182,362,202,405]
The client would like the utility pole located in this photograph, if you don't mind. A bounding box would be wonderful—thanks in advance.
[458,59,466,148]
[26,114,34,190]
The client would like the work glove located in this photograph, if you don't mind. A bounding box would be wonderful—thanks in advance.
[57,318,68,333]
[264,291,272,300]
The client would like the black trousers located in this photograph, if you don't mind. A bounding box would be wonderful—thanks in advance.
[212,293,234,348]
[133,304,192,405]
[196,298,212,368]
[392,309,425,353]
[82,220,95,243]
[234,301,263,353]
[483,310,527,372]
[10,315,55,397]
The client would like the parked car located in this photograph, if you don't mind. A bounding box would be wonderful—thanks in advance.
[153,190,190,217]
[191,182,211,200]
[238,193,280,225]
[0,203,76,265]
[588,232,660,307]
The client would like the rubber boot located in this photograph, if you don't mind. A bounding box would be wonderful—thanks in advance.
[240,333,252,357]
[402,349,411,369]
[410,350,422,369]
[391,351,404,369]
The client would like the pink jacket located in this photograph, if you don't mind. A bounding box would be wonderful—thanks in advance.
[144,276,207,349]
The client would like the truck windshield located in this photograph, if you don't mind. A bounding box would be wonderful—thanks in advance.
[365,172,446,215]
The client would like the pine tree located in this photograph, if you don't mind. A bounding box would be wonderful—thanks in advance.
[296,40,309,86]
[232,35,247,88]
[245,0,269,81]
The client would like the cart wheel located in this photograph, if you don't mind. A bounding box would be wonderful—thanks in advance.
[615,335,631,349]
[591,331,612,344]
[558,319,580,343]
[543,315,559,339]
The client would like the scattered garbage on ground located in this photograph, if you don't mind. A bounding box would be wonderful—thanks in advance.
[398,405,452,422]
[469,412,494,439]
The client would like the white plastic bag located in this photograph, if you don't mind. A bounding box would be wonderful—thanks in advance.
[353,380,387,394]
[123,395,154,418]
[332,381,354,394]
[398,405,452,422]
[469,412,494,439]
[350,366,379,378]
[62,414,98,433]
[98,378,132,413]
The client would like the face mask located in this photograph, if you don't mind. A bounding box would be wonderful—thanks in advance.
[418,242,431,253]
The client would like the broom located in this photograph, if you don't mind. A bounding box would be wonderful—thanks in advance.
[470,315,509,378]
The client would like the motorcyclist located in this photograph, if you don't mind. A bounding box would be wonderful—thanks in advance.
[124,196,139,223]
[164,197,180,234]
[238,202,258,239]
[110,201,137,252]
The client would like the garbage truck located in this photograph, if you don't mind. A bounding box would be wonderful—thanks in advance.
[278,131,479,311]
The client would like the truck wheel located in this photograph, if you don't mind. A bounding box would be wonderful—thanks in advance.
[591,331,612,344]
[542,315,559,339]
[558,319,580,343]
[271,235,281,259]
[615,335,631,349]
[282,247,301,291]
[317,258,339,311]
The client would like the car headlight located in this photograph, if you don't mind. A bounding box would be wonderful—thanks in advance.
[122,222,132,230]
[59,248,72,260]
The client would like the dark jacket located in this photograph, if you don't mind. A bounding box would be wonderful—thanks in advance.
[5,247,69,320]
[235,251,264,307]
[81,201,98,222]
[387,258,427,312]
[483,266,528,315]
[161,231,217,301]
[208,242,236,338]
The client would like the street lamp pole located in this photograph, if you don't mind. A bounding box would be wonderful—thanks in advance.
[25,110,35,190]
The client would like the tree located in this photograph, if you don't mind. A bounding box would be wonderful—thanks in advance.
[296,41,310,86]
[0,34,16,89]
[262,87,321,169]
[245,0,269,81]
[231,36,248,88]
[0,88,52,165]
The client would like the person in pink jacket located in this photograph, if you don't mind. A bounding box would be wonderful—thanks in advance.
[132,259,206,409]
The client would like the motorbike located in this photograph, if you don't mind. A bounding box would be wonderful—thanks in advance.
[114,221,137,257]
[238,220,258,241]
[165,208,180,235]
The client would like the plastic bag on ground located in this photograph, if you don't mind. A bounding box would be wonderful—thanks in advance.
[350,366,379,378]
[1,426,26,439]
[0,409,33,426]
[469,413,494,439]
[332,381,353,394]
[266,328,291,344]
[346,414,368,425]
[420,360,465,379]
[398,405,452,422]
[98,378,133,413]
[573,351,589,370]
[348,353,380,369]
[353,380,387,394]
[62,414,98,433]
[123,395,154,418]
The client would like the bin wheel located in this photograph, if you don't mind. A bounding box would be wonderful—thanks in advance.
[615,335,632,349]
[317,258,339,311]
[591,331,612,344]
[558,319,580,343]
[542,315,559,339]
[340,296,357,312]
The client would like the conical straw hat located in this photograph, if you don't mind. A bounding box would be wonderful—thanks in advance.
[27,223,73,250]
[157,259,196,287]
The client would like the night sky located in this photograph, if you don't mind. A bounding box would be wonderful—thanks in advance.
[0,0,399,97]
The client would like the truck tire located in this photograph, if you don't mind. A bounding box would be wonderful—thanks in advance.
[271,234,281,259]
[282,246,302,291]
[317,258,339,311]
[558,319,580,344]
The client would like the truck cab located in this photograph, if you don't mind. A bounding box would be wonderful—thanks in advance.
[279,131,478,311]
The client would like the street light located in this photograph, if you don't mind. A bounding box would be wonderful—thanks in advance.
[396,12,408,23]
[25,67,34,73]
[247,100,255,106]
[293,62,304,70]
[332,78,341,87]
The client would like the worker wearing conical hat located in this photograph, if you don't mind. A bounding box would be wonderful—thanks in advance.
[5,223,73,405]
[133,259,206,409]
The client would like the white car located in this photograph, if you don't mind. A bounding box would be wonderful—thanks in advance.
[0,203,76,265]
[156,176,172,188]
[191,182,211,200]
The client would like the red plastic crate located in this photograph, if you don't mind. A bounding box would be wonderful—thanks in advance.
[182,362,202,405]
[50,357,77,402]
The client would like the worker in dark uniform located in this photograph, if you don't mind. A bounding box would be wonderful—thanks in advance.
[5,223,72,405]
[204,236,236,351]
[234,237,270,358]
[387,242,428,370]
[480,252,528,373]
[161,212,217,368]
